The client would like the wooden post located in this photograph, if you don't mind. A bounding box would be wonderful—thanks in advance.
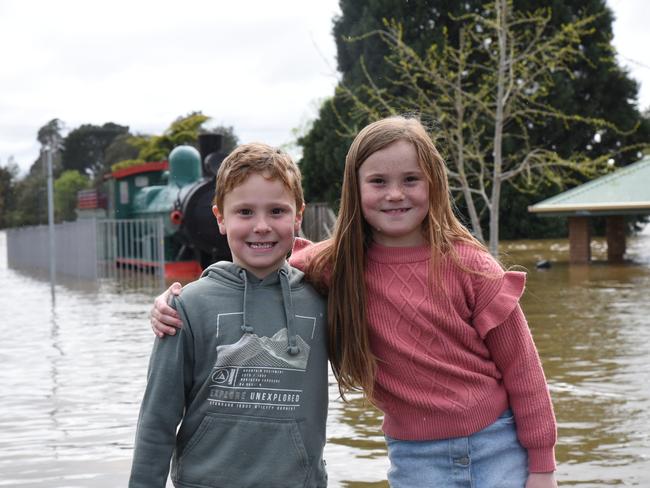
[568,216,591,264]
[606,215,626,263]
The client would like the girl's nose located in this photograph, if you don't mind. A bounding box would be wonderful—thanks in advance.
[386,185,405,201]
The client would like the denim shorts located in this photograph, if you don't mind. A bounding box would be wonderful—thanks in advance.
[385,409,528,488]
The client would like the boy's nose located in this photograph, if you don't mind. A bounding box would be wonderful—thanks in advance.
[253,218,271,233]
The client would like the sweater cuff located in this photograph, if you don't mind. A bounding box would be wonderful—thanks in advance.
[473,271,526,338]
[527,446,556,473]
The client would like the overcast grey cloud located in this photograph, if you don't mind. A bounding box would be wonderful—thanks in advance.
[0,0,648,176]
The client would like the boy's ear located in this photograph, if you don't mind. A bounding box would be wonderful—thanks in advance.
[294,203,305,234]
[212,205,226,235]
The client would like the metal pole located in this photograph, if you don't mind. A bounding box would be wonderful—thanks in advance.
[46,145,56,302]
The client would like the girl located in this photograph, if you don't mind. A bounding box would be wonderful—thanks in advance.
[151,116,557,487]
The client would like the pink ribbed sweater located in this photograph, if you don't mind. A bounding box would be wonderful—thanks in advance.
[290,239,557,472]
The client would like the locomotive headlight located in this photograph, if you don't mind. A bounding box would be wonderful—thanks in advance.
[170,210,183,225]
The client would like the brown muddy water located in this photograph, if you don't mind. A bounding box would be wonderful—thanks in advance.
[1,229,649,487]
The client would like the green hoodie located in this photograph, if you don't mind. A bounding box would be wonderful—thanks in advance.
[129,261,328,488]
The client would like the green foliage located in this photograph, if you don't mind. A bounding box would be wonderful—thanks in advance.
[300,0,650,241]
[109,159,147,172]
[0,162,19,229]
[61,123,129,178]
[125,112,210,164]
[6,171,48,227]
[54,170,91,222]
[37,118,65,149]
[103,133,140,168]
[298,96,355,208]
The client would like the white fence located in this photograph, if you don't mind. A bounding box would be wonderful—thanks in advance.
[6,218,165,287]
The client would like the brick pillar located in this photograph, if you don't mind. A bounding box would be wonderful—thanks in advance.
[568,216,591,264]
[606,215,626,263]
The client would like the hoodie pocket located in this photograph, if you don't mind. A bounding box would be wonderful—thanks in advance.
[176,412,312,488]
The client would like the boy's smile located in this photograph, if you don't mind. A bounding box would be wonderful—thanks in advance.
[213,173,303,279]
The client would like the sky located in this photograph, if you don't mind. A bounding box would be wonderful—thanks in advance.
[0,0,648,176]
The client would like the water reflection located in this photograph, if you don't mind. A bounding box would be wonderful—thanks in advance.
[504,235,650,486]
[1,230,649,487]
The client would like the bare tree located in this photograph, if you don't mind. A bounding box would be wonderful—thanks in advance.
[338,0,640,255]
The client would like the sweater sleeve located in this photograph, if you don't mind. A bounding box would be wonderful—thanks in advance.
[484,305,557,473]
[289,237,315,272]
[469,249,526,339]
[129,296,194,487]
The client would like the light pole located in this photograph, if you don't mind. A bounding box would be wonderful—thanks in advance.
[45,143,56,301]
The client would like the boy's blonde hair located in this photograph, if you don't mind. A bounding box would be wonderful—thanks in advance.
[213,143,304,211]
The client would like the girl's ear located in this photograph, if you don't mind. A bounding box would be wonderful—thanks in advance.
[294,204,305,234]
[212,205,226,235]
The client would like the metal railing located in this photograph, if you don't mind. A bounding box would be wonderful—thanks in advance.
[97,218,165,288]
[6,218,165,289]
[302,203,336,242]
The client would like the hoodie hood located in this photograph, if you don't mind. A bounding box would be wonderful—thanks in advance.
[200,261,304,355]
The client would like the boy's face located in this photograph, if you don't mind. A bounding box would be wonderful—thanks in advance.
[213,173,303,279]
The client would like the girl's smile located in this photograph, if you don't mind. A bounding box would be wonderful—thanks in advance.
[358,139,429,247]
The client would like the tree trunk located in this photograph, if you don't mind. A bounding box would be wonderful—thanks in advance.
[489,0,508,257]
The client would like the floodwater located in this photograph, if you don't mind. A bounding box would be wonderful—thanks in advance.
[1,229,649,487]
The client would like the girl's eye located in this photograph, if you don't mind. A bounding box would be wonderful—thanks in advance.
[238,209,253,216]
[405,175,420,183]
[271,208,286,215]
[370,178,385,185]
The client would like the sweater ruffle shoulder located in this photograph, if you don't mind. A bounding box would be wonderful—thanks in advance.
[454,243,527,339]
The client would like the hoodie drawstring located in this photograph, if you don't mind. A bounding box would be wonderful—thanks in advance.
[239,269,254,334]
[279,268,300,356]
[238,267,299,356]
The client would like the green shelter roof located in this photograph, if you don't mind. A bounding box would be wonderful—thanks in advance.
[528,156,650,217]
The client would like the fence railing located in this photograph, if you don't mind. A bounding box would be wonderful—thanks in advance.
[302,203,336,242]
[96,218,165,288]
[6,218,165,288]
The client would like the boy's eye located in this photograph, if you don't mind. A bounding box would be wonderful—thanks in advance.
[237,209,253,216]
[271,208,286,215]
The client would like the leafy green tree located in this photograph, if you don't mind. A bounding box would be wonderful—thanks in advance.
[54,170,90,222]
[0,159,19,229]
[61,122,129,178]
[103,133,140,168]
[37,118,65,151]
[300,0,650,239]
[127,112,210,164]
[301,0,483,207]
[298,96,353,208]
[8,172,47,226]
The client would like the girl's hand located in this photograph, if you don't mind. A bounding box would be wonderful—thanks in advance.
[525,472,557,488]
[150,282,183,337]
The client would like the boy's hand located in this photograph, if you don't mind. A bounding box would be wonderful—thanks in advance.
[526,472,557,488]
[150,282,183,337]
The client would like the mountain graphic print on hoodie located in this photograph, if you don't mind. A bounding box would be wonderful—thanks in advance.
[129,261,328,488]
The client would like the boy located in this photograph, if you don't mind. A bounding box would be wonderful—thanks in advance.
[129,143,329,488]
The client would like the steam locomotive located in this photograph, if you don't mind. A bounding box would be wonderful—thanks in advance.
[101,134,232,279]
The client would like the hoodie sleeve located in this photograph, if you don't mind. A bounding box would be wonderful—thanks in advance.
[129,296,195,487]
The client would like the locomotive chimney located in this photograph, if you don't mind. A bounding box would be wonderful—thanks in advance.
[198,133,225,177]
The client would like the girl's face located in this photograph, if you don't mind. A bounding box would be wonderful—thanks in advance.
[358,139,429,247]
